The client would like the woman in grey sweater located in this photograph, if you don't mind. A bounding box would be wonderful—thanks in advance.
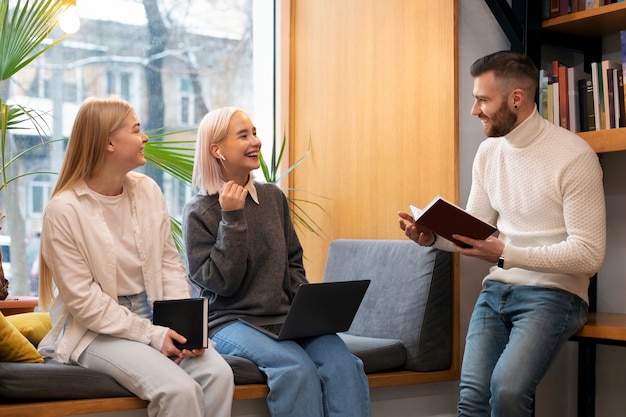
[183,107,370,417]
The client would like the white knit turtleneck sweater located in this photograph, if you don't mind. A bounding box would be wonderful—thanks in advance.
[451,108,606,303]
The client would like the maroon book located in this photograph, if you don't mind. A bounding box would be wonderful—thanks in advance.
[410,196,497,248]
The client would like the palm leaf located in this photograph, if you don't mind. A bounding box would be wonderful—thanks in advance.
[259,133,324,237]
[144,139,195,185]
[0,0,71,81]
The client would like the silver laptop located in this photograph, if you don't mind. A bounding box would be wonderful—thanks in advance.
[238,280,370,340]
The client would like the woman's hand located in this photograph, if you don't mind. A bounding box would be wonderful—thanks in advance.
[219,180,248,211]
[160,329,205,364]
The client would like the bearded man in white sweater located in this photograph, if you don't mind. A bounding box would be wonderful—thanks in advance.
[399,50,606,417]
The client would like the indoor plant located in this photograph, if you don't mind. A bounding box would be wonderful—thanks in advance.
[0,0,74,298]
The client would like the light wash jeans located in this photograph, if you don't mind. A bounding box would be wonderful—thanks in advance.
[214,321,371,417]
[457,280,588,417]
[78,293,234,417]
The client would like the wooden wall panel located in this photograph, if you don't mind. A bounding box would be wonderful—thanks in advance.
[289,0,458,282]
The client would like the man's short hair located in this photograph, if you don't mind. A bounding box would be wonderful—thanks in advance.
[470,50,538,95]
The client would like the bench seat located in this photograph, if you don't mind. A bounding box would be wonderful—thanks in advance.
[0,239,458,416]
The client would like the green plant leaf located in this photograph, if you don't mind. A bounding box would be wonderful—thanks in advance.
[259,133,325,238]
[0,0,71,81]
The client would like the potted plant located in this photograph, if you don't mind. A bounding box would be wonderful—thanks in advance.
[0,0,74,298]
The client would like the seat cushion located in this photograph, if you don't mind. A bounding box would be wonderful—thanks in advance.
[0,355,266,401]
[339,333,406,373]
[323,239,452,372]
[0,358,133,400]
[223,354,266,384]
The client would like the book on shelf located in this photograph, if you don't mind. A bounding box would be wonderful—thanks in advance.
[621,31,626,118]
[549,0,560,18]
[547,83,555,123]
[551,61,560,126]
[568,67,590,132]
[601,60,623,129]
[607,68,616,128]
[617,70,626,127]
[586,0,603,8]
[409,196,497,249]
[153,297,209,350]
[539,69,550,119]
[579,78,596,131]
[558,65,569,128]
[591,61,605,130]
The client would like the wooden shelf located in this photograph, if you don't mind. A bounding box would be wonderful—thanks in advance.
[578,128,626,153]
[542,2,626,37]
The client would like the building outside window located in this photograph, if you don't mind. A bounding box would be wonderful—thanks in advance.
[2,0,276,296]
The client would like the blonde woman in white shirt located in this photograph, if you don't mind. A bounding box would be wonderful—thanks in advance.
[38,97,233,417]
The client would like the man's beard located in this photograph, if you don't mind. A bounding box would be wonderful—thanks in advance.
[484,102,518,137]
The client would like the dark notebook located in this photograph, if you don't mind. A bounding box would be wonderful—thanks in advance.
[238,280,370,340]
[153,297,208,350]
[410,196,497,248]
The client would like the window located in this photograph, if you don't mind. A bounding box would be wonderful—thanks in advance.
[179,78,196,126]
[3,0,276,295]
[28,175,54,217]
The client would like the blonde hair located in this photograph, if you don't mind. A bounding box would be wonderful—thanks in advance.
[39,97,133,310]
[192,106,243,195]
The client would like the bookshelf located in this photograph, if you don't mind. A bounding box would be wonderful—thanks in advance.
[542,3,626,153]
[542,2,626,37]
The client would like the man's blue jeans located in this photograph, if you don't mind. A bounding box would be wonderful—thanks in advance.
[458,280,588,417]
[214,321,370,417]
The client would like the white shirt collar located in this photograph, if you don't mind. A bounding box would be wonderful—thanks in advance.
[245,177,259,204]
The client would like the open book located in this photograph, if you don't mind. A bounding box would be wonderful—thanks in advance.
[410,196,497,248]
[153,297,208,350]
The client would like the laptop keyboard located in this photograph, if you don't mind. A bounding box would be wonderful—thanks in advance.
[260,322,283,336]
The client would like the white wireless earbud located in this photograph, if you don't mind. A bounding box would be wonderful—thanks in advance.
[216,149,226,161]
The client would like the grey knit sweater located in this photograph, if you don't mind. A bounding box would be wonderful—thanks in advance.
[182,181,307,336]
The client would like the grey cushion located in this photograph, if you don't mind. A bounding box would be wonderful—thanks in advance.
[339,333,406,373]
[223,354,266,384]
[323,239,452,372]
[0,356,265,401]
[0,358,133,400]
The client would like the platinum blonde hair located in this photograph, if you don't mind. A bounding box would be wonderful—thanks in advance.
[192,106,243,195]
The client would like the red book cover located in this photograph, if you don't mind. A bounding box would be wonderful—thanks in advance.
[550,0,560,18]
[410,196,497,249]
[558,65,569,128]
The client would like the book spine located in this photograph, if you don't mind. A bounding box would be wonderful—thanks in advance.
[591,62,605,130]
[616,70,625,127]
[607,68,616,129]
[579,78,596,131]
[539,69,549,118]
[547,83,555,123]
[550,0,560,17]
[621,31,626,121]
[558,65,569,128]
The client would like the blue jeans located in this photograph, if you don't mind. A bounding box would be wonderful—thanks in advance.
[457,280,588,417]
[78,293,234,417]
[214,321,371,417]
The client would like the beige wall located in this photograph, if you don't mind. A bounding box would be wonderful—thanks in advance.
[288,0,460,379]
[289,0,459,281]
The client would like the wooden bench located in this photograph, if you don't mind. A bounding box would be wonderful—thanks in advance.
[0,240,460,416]
[0,368,459,417]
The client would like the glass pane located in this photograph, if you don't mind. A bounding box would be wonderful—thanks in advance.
[2,0,275,296]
